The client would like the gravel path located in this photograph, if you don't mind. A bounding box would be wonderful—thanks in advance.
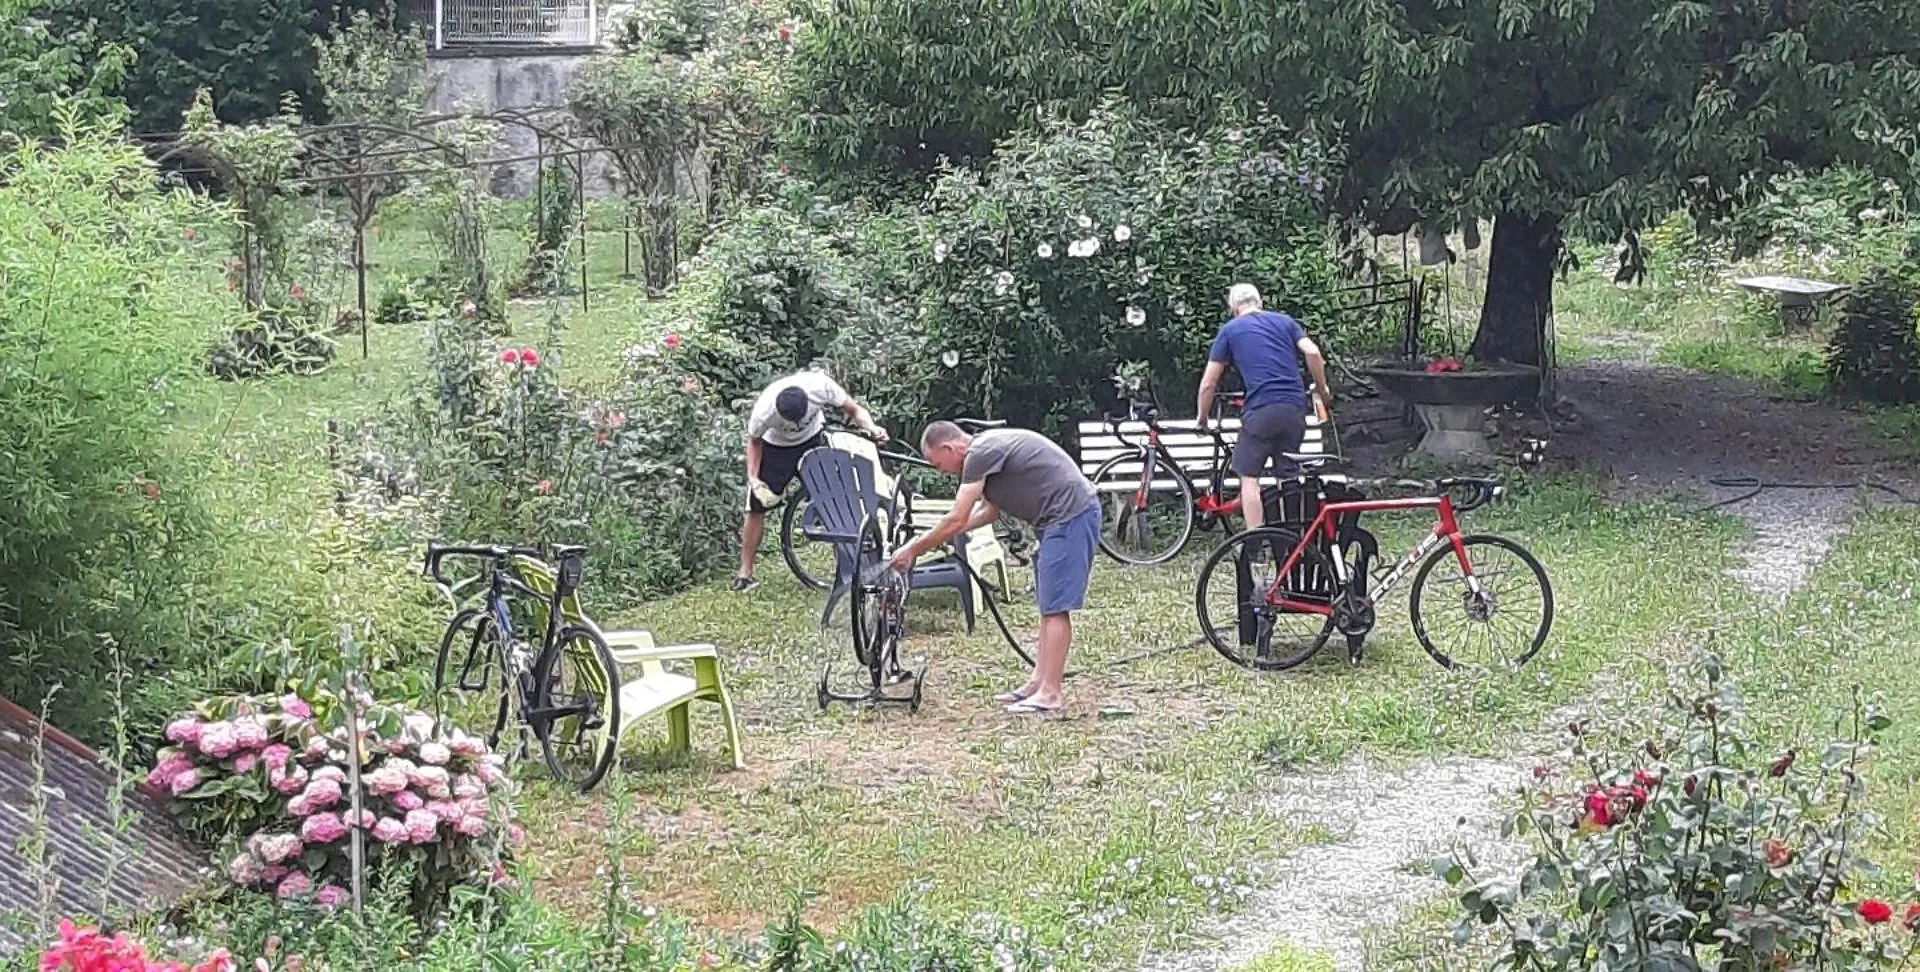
[1137,758,1528,972]
[1544,360,1913,600]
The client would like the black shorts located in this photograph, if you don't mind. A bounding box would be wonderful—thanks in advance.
[1230,403,1309,479]
[750,433,827,512]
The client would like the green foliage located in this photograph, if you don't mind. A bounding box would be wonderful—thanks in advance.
[313,6,429,132]
[404,116,507,327]
[54,0,386,134]
[572,0,796,291]
[674,205,863,406]
[374,276,435,326]
[1447,653,1906,969]
[513,163,581,298]
[1826,270,1920,404]
[792,0,1920,364]
[0,117,221,739]
[206,303,338,379]
[181,88,307,311]
[905,106,1345,433]
[0,0,131,139]
[342,305,744,605]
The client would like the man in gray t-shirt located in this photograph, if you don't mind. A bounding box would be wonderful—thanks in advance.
[890,423,1099,716]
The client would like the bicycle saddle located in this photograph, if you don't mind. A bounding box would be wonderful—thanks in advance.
[549,543,589,561]
[1286,453,1344,468]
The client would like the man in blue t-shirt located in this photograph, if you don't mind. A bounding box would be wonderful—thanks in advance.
[1195,283,1331,530]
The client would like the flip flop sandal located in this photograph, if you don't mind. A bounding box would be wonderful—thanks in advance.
[993,687,1034,704]
[1004,699,1063,716]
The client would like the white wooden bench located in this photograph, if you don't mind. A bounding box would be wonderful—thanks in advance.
[1735,275,1849,330]
[1074,406,1330,492]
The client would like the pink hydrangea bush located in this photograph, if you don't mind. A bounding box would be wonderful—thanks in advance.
[150,691,521,915]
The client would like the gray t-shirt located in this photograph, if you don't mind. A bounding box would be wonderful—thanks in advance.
[961,429,1098,529]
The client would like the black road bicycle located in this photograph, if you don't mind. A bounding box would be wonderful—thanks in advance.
[425,542,621,793]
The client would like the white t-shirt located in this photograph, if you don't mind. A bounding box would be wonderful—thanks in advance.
[746,371,851,447]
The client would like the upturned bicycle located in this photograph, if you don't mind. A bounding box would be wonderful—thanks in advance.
[425,542,621,792]
[779,418,1029,588]
[1194,464,1553,672]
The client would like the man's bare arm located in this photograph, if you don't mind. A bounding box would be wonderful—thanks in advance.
[1196,360,1228,428]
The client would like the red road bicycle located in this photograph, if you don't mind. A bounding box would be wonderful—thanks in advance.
[1195,467,1553,671]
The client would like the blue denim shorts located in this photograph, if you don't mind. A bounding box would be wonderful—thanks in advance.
[1033,503,1100,615]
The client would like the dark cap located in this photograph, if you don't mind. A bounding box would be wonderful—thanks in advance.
[775,385,810,423]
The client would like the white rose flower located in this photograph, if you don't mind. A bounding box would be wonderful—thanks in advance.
[1125,306,1148,328]
[1076,214,1093,230]
[1113,225,1132,242]
[1035,242,1054,259]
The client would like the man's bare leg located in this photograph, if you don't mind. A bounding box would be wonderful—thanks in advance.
[1240,476,1266,531]
[738,509,767,580]
[1027,612,1072,707]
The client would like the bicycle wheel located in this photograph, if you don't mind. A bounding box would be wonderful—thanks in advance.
[1092,451,1195,566]
[780,489,835,592]
[530,626,622,792]
[1196,527,1336,670]
[433,609,513,752]
[1409,534,1554,670]
[848,520,888,671]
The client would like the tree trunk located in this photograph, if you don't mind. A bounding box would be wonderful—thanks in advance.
[1469,212,1561,367]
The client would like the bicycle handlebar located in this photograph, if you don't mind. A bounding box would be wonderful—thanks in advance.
[423,541,542,588]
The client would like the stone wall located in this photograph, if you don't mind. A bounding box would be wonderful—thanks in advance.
[426,52,620,197]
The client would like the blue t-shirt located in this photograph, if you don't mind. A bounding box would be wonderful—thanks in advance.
[1209,310,1308,411]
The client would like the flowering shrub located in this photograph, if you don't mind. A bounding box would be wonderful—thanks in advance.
[908,104,1347,434]
[37,920,237,972]
[1443,653,1913,968]
[150,689,518,915]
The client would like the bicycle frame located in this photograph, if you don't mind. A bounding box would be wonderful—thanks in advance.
[1108,416,1239,517]
[1265,493,1476,615]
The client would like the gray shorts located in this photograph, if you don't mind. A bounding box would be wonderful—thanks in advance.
[1230,403,1309,479]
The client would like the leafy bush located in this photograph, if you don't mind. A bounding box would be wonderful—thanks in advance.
[206,302,337,379]
[512,162,580,297]
[1444,653,1907,968]
[374,276,435,326]
[341,306,743,603]
[673,205,866,405]
[908,105,1346,434]
[151,689,518,917]
[1826,269,1920,404]
[0,119,222,739]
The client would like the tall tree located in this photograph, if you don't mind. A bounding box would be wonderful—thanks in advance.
[793,0,1920,365]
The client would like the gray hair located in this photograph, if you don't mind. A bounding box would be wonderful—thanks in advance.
[920,420,967,453]
[1227,283,1263,313]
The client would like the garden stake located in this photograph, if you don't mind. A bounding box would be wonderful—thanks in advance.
[338,627,367,918]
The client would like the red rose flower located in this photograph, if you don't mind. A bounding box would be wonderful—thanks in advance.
[662,333,682,350]
[778,24,791,41]
[1763,838,1793,869]
[461,299,477,318]
[1582,788,1615,828]
[1902,902,1920,931]
[1633,769,1662,788]
[1532,765,1551,781]
[290,285,306,301]
[1683,775,1698,796]
[500,348,521,366]
[520,348,541,368]
[1858,900,1893,925]
[534,479,552,495]
[1770,750,1796,777]
[183,226,196,241]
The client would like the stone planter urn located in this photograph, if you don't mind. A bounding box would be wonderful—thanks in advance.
[1359,363,1542,459]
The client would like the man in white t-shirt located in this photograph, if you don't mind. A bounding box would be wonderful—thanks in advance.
[734,370,889,592]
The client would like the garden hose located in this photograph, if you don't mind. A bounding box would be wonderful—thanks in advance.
[955,558,1206,680]
[1695,475,1914,513]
